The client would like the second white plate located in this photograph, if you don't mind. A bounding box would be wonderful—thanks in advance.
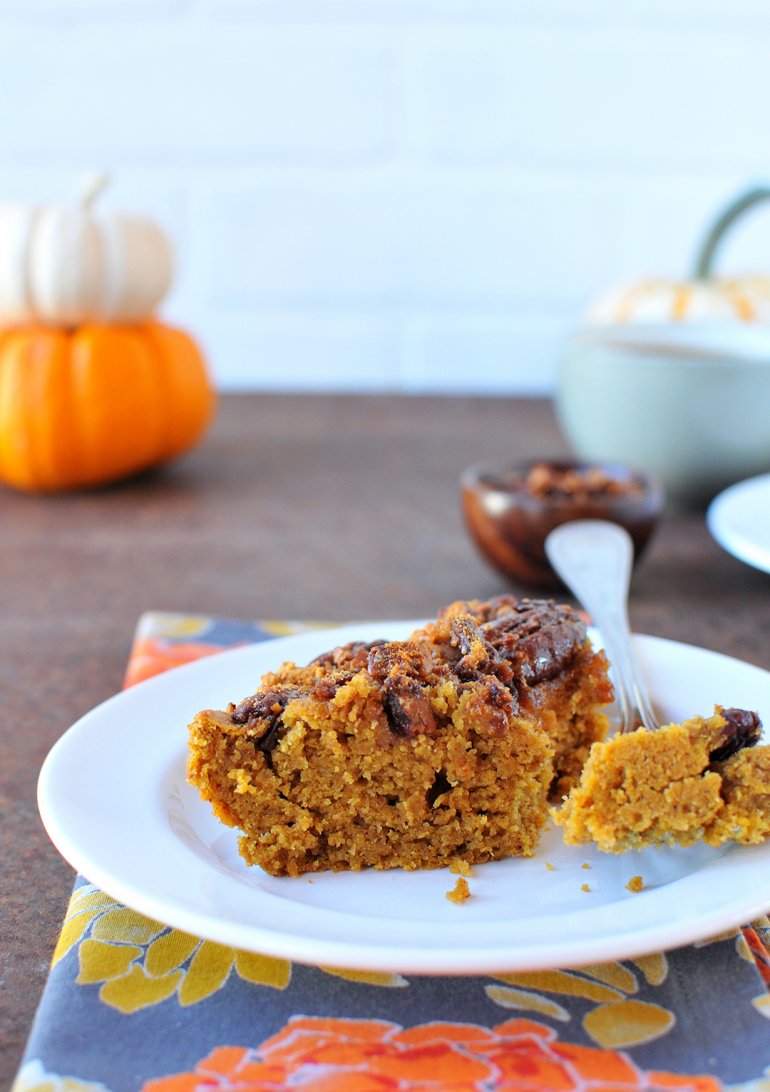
[708,471,770,573]
[38,623,770,976]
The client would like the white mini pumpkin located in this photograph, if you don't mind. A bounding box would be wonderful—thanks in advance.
[586,274,770,324]
[0,175,174,326]
[586,187,770,325]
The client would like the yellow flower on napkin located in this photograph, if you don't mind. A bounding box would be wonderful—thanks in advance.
[54,885,406,1014]
[54,886,290,1014]
[486,960,675,1050]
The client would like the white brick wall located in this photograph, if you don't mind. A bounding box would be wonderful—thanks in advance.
[2,1,770,392]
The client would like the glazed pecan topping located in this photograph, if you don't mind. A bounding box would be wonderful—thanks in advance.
[505,617,587,686]
[452,599,586,687]
[311,639,386,674]
[228,597,587,745]
[231,687,302,752]
[709,707,762,763]
[522,462,643,500]
[461,675,519,731]
[367,641,433,683]
[451,615,514,685]
[382,674,438,737]
[367,640,438,736]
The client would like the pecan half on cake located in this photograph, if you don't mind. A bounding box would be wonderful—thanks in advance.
[187,595,613,876]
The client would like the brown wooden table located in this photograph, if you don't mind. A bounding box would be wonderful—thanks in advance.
[3,393,769,1084]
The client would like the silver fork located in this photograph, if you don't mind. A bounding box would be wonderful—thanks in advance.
[545,519,659,733]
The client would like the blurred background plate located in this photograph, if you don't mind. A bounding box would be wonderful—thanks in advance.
[707,472,770,574]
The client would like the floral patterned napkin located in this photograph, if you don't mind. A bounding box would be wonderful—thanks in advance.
[14,612,770,1092]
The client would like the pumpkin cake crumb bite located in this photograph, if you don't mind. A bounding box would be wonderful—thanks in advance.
[446,877,471,903]
[626,876,644,893]
[580,883,591,893]
[187,594,614,876]
[553,707,770,853]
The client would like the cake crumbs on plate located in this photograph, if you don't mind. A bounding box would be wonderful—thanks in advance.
[626,875,644,893]
[581,862,591,869]
[544,861,555,872]
[450,858,473,877]
[446,877,471,903]
[580,883,591,893]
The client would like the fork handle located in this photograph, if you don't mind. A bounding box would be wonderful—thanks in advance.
[545,520,658,733]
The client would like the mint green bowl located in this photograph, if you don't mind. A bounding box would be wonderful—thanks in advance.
[556,324,770,507]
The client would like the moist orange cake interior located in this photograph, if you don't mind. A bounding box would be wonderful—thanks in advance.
[553,706,770,852]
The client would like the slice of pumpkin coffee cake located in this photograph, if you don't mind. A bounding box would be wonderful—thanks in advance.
[187,595,613,876]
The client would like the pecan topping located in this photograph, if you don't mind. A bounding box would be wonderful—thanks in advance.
[519,461,644,500]
[311,639,386,673]
[451,615,514,685]
[508,618,586,686]
[462,674,518,731]
[709,707,762,763]
[231,687,301,752]
[365,640,438,736]
[451,599,586,687]
[227,596,587,747]
[382,674,437,737]
[367,641,433,683]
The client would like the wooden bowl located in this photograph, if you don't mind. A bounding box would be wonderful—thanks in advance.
[460,459,664,589]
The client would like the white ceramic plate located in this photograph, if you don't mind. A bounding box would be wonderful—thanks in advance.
[38,623,770,976]
[708,472,770,574]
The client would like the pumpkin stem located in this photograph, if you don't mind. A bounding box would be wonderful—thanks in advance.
[693,186,770,279]
[79,173,110,211]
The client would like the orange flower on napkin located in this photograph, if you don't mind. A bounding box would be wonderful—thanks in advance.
[123,637,227,688]
[143,1015,723,1091]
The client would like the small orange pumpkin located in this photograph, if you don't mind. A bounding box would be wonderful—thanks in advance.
[0,320,216,491]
